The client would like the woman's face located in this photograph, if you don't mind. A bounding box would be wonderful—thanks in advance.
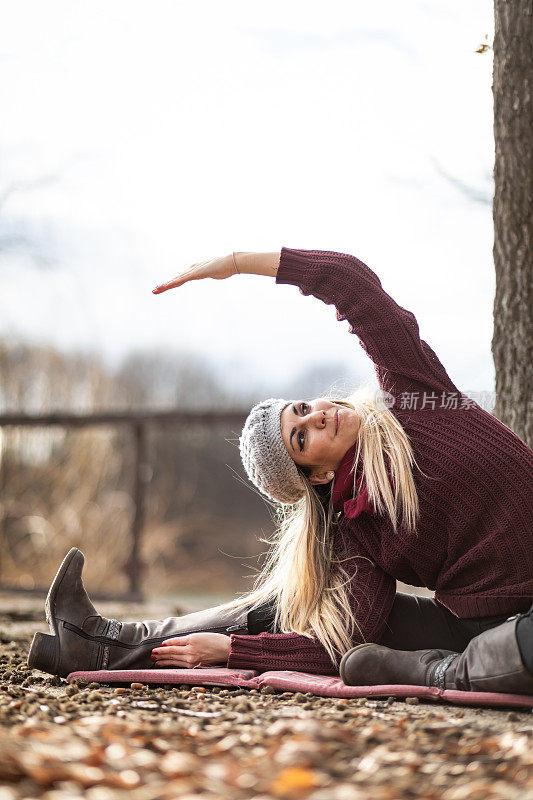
[280,398,361,485]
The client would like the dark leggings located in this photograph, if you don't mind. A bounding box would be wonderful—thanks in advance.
[247,592,515,653]
[377,593,514,651]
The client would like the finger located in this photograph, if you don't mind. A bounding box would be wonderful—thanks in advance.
[152,266,200,293]
[159,637,191,648]
[152,647,195,661]
[152,276,188,294]
[153,647,192,659]
[152,647,186,656]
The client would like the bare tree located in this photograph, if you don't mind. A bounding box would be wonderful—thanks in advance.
[492,0,533,447]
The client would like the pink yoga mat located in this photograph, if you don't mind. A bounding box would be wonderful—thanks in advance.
[67,667,533,710]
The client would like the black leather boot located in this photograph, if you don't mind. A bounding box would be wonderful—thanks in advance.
[340,616,533,695]
[28,548,249,678]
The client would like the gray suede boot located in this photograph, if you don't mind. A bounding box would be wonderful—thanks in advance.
[340,618,533,695]
[28,548,249,678]
[339,644,457,687]
[444,618,533,694]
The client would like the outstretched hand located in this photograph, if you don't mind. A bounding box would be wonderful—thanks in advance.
[150,632,232,668]
[152,255,235,294]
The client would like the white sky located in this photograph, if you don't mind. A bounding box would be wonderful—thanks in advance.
[0,0,495,398]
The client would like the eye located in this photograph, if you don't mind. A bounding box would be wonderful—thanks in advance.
[298,430,305,450]
[300,402,310,414]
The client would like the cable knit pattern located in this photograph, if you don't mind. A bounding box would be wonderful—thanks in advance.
[239,397,305,504]
[228,247,533,675]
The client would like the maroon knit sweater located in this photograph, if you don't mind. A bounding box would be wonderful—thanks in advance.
[227,247,533,676]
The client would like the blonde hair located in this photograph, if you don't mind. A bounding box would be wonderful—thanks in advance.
[222,385,422,665]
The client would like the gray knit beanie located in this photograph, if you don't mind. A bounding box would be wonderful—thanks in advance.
[239,398,306,504]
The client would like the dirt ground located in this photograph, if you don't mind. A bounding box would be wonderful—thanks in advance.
[0,593,532,800]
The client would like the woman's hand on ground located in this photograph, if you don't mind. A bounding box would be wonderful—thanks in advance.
[150,632,232,667]
[152,255,235,294]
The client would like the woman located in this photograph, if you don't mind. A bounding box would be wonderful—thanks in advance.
[29,248,533,694]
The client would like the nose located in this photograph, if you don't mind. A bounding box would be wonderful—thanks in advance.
[307,410,327,427]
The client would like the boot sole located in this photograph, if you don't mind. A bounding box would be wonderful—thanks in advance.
[28,548,84,675]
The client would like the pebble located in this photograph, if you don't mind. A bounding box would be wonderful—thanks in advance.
[130,683,145,690]
[405,697,419,705]
[234,701,252,713]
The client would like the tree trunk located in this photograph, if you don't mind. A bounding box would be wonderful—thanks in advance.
[492,0,533,448]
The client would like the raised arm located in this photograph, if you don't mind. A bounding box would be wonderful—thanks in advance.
[153,247,458,400]
[275,247,459,400]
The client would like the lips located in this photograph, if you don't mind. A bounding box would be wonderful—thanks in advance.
[335,409,339,434]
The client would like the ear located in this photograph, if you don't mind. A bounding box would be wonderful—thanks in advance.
[309,470,336,486]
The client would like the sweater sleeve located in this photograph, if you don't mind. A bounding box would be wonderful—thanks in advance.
[275,247,459,401]
[227,532,396,676]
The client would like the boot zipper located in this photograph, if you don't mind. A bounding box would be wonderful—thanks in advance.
[63,620,247,649]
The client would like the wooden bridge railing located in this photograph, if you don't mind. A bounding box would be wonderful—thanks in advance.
[0,410,248,601]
